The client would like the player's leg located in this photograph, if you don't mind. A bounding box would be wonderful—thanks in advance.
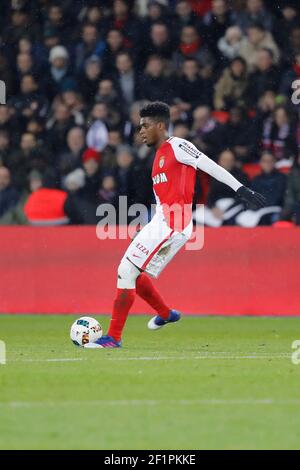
[144,222,193,330]
[136,273,170,319]
[84,215,172,348]
[85,257,141,348]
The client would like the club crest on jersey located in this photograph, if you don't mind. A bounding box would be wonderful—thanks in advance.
[159,156,165,168]
[152,173,168,185]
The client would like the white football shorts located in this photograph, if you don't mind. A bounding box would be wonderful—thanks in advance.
[121,212,193,278]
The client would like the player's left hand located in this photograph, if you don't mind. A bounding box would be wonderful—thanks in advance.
[236,186,267,210]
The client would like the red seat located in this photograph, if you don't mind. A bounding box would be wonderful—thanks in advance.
[212,111,229,124]
[242,163,262,180]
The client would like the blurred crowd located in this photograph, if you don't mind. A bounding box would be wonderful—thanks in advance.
[0,0,299,226]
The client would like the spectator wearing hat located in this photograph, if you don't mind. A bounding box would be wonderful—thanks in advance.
[45,45,75,99]
[218,26,244,62]
[82,148,102,201]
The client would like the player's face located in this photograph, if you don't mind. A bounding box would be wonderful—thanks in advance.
[139,117,161,147]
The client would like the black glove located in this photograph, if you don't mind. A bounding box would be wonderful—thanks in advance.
[236,185,266,210]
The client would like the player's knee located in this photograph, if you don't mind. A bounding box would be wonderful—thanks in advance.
[117,258,140,289]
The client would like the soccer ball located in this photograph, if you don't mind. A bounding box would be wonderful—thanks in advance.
[70,316,103,347]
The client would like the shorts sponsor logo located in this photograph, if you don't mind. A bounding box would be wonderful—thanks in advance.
[136,243,150,256]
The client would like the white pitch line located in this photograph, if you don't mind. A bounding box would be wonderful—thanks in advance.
[0,399,300,408]
[8,358,86,363]
[6,353,291,363]
[107,354,291,361]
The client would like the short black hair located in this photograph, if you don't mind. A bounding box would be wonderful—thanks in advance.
[140,101,170,125]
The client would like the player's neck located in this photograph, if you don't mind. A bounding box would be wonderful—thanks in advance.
[155,134,169,150]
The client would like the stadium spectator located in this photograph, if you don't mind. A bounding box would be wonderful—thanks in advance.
[239,22,280,72]
[280,52,300,101]
[86,103,110,152]
[172,25,214,72]
[114,51,140,107]
[218,106,258,163]
[217,26,244,62]
[78,56,105,106]
[46,45,75,99]
[57,126,86,177]
[24,168,69,226]
[247,48,281,105]
[261,105,298,162]
[177,58,213,109]
[74,23,106,72]
[140,55,175,104]
[202,0,234,59]
[281,152,300,224]
[205,149,249,225]
[252,151,287,224]
[0,130,11,167]
[7,132,50,191]
[0,166,19,218]
[0,0,299,226]
[102,29,127,75]
[234,0,274,33]
[214,57,249,111]
[145,22,173,62]
[191,105,221,157]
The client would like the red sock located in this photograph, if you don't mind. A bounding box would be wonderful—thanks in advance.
[136,273,170,320]
[108,288,135,342]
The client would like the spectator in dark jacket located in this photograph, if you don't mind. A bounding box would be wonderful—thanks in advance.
[177,58,213,109]
[252,151,286,207]
[218,107,258,163]
[281,152,300,224]
[261,105,298,161]
[207,149,250,208]
[248,48,281,105]
[0,166,19,218]
[140,55,175,104]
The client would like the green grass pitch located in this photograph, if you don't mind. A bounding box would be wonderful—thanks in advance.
[0,314,300,450]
